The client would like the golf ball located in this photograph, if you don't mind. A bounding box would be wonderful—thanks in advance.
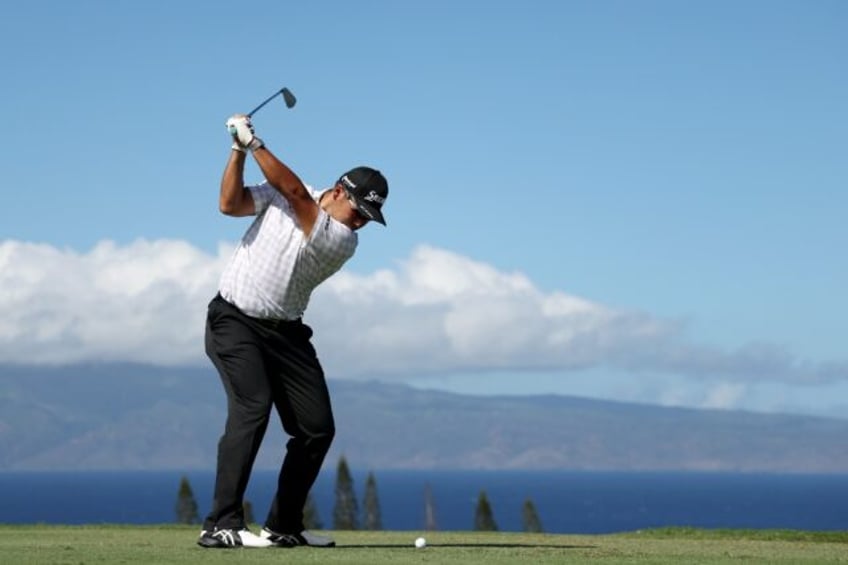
[414,536,427,548]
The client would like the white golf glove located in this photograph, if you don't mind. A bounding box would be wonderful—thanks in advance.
[226,114,264,152]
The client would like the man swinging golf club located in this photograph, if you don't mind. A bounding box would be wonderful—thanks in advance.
[198,112,388,548]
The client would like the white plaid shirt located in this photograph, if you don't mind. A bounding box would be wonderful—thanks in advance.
[219,182,357,320]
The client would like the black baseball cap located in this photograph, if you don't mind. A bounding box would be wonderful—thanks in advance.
[338,166,389,226]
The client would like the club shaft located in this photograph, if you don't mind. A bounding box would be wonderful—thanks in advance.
[247,89,283,117]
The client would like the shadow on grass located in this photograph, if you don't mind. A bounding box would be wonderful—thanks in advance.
[338,543,596,549]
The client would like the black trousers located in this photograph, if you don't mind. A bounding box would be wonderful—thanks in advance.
[202,294,335,533]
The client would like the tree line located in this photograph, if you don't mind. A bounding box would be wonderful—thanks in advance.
[176,455,544,532]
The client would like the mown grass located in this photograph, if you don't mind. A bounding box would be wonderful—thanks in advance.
[626,526,848,543]
[0,525,846,564]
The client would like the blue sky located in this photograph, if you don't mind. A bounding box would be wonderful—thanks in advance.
[1,1,846,418]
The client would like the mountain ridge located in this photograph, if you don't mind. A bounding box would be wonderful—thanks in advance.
[1,363,846,472]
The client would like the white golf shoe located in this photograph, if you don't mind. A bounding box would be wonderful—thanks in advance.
[260,527,336,547]
[197,527,273,548]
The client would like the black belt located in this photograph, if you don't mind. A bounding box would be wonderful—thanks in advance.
[255,316,303,329]
[215,293,302,327]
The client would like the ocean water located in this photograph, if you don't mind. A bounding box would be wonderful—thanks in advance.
[1,470,846,533]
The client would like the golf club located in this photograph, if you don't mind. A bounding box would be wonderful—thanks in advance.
[248,87,297,117]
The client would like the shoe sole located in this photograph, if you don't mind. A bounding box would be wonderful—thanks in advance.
[263,535,336,548]
[260,530,336,548]
[197,538,272,549]
[197,537,237,549]
[197,534,270,549]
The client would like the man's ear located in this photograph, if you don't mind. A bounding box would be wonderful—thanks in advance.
[320,186,342,206]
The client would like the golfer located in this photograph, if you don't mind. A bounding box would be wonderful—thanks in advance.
[198,114,388,548]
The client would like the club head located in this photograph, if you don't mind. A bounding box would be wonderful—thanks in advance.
[281,88,297,109]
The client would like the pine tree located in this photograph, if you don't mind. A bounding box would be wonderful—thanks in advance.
[332,456,359,530]
[423,482,438,531]
[175,475,199,525]
[303,492,323,530]
[474,490,498,531]
[521,498,544,532]
[362,471,383,530]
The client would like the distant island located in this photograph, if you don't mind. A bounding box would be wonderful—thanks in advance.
[2,363,847,472]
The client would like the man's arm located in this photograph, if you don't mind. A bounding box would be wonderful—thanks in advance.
[251,147,319,235]
[219,150,256,217]
[227,114,319,234]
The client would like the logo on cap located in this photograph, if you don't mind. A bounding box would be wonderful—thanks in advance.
[363,190,385,204]
[340,175,357,191]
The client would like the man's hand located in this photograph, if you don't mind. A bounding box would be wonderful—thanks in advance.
[226,114,264,152]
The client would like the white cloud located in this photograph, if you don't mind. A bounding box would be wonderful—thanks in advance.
[0,239,230,365]
[0,239,845,390]
[701,382,748,411]
[310,246,676,375]
[653,380,749,412]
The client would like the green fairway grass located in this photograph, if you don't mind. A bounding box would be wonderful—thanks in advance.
[0,525,846,564]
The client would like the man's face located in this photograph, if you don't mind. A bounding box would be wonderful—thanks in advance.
[326,185,370,231]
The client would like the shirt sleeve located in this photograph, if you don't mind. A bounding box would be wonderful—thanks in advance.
[248,182,276,214]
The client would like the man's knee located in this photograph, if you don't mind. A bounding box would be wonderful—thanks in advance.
[292,423,334,455]
[226,395,272,432]
[311,422,335,450]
